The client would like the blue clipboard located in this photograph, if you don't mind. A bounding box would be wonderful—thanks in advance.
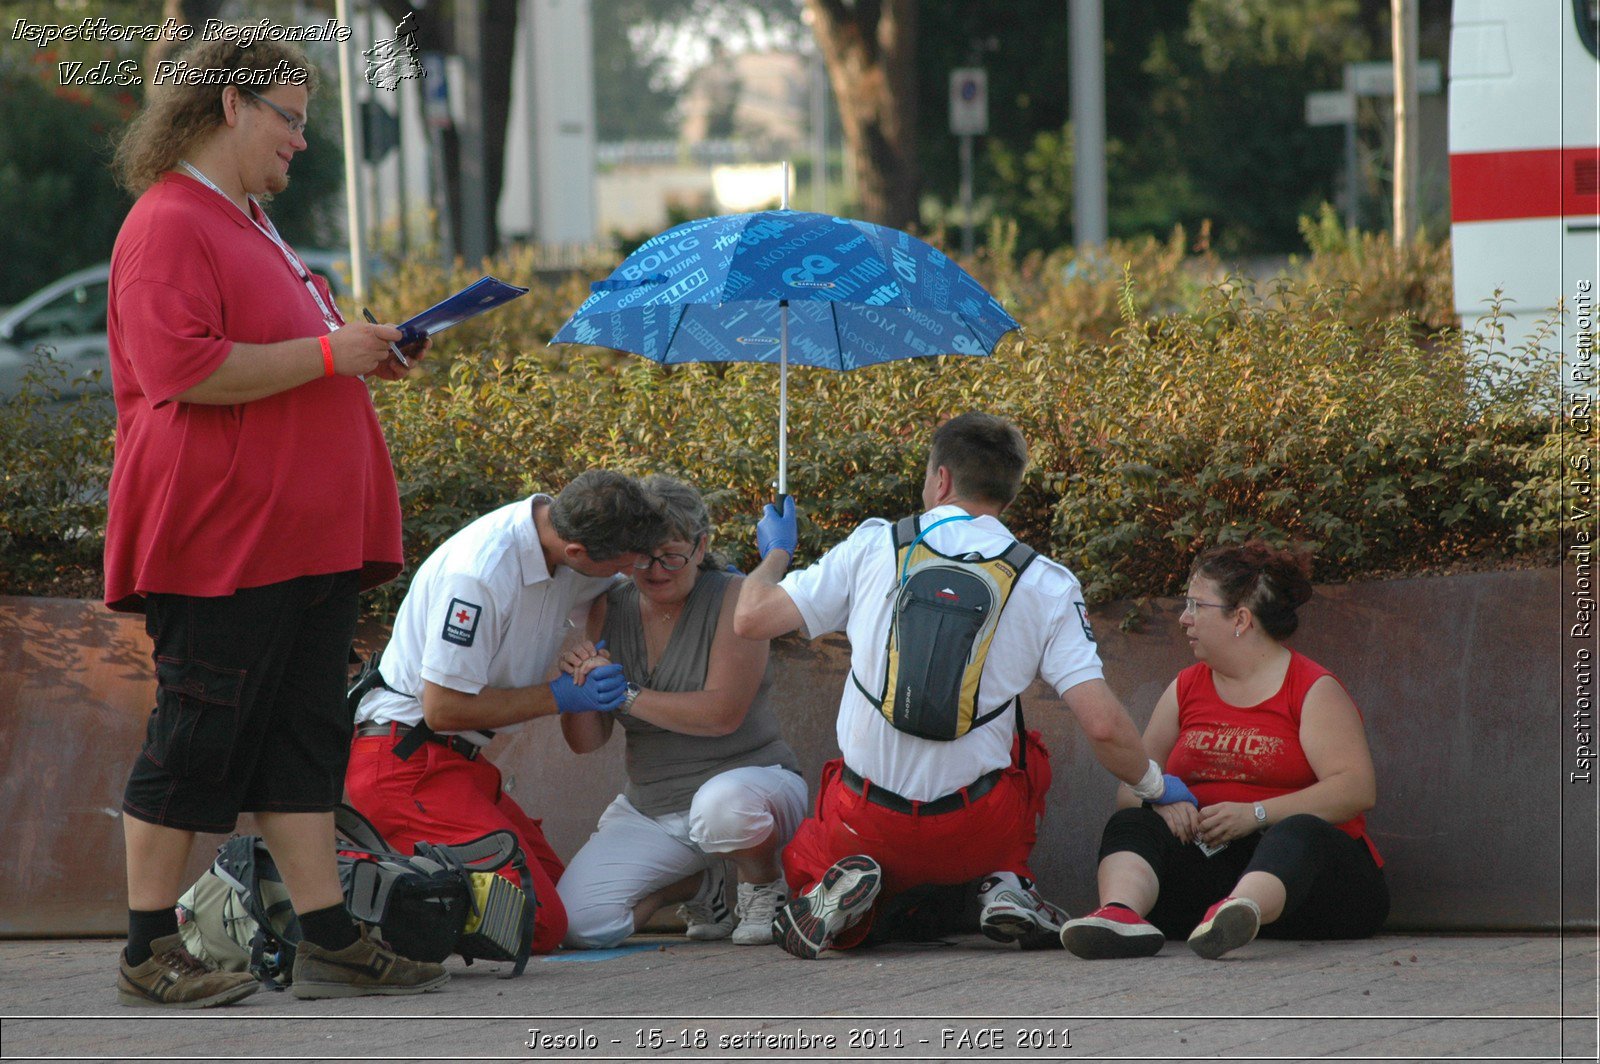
[396,276,529,347]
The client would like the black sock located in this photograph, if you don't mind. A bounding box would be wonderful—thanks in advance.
[297,904,359,951]
[1105,902,1136,913]
[126,907,179,966]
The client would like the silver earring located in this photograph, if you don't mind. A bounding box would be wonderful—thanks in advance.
[1234,630,1241,638]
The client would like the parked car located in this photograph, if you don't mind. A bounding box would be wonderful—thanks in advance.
[0,251,361,398]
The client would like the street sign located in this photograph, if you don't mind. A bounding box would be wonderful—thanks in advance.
[949,67,988,136]
[1345,59,1443,96]
[1305,90,1356,127]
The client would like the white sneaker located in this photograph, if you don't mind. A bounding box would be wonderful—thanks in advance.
[678,861,733,941]
[731,878,788,945]
[977,871,1068,949]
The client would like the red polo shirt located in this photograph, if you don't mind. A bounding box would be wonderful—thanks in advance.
[103,172,402,611]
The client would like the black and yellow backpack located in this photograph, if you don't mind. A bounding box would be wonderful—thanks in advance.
[851,514,1036,741]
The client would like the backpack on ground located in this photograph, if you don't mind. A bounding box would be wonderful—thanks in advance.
[851,514,1037,741]
[175,804,536,986]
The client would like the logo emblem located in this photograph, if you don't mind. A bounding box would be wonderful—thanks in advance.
[443,598,482,647]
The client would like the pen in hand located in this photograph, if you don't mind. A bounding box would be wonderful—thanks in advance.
[362,307,410,368]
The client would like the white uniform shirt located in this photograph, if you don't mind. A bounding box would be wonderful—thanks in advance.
[779,504,1104,800]
[357,495,614,744]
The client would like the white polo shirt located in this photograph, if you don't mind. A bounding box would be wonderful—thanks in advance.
[779,504,1104,800]
[357,495,615,744]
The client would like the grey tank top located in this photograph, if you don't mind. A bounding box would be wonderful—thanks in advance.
[602,569,799,817]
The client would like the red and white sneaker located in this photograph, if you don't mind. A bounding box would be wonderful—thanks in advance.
[1187,896,1261,960]
[1060,904,1166,959]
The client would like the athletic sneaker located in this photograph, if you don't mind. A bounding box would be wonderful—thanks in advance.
[116,934,259,1009]
[1061,904,1166,959]
[731,878,788,945]
[977,872,1068,950]
[290,924,449,999]
[679,861,734,941]
[1187,896,1261,960]
[774,854,882,959]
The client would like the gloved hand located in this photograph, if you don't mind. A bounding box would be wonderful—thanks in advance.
[757,495,797,559]
[549,662,626,713]
[1152,774,1199,807]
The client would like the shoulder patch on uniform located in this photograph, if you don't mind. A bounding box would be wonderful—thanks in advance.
[442,598,482,646]
[1075,601,1097,643]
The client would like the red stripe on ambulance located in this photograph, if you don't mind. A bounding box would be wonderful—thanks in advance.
[1449,147,1600,222]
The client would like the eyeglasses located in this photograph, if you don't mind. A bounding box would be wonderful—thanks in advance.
[243,88,307,136]
[633,551,692,572]
[1182,597,1232,615]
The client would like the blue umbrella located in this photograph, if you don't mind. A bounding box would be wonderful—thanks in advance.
[550,208,1021,492]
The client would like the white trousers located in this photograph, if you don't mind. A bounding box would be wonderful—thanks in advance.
[557,765,808,949]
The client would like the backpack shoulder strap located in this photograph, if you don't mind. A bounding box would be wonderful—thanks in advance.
[427,831,521,875]
[1001,539,1037,575]
[891,515,920,551]
[334,803,393,854]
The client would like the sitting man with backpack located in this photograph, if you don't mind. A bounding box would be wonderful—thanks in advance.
[733,412,1198,958]
[345,470,664,954]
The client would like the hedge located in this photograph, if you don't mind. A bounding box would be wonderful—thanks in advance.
[0,231,1561,614]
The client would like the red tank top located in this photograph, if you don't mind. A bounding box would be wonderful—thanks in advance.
[1165,651,1381,865]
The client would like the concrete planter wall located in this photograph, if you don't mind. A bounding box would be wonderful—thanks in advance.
[0,567,1584,937]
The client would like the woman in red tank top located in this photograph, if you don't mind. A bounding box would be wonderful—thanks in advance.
[1061,542,1388,961]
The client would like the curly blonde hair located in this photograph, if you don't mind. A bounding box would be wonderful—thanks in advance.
[112,37,319,197]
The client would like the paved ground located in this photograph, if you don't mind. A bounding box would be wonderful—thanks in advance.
[0,932,1595,1062]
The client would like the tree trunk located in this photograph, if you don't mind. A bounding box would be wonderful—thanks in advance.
[807,0,920,229]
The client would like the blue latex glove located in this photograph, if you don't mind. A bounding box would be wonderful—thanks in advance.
[549,662,626,713]
[1152,774,1200,807]
[757,495,797,559]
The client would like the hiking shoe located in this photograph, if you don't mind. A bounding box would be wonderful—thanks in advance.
[679,861,734,941]
[1187,896,1261,960]
[977,872,1068,950]
[774,854,881,960]
[731,878,788,945]
[116,934,259,1009]
[1061,905,1166,959]
[290,924,449,998]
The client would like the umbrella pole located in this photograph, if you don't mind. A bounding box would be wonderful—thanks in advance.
[778,161,790,497]
[778,300,789,497]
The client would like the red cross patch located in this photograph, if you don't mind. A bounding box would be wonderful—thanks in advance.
[442,598,482,647]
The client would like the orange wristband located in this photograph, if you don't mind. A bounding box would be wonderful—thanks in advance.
[319,334,335,377]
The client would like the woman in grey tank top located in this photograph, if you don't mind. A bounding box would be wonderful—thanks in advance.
[554,476,808,950]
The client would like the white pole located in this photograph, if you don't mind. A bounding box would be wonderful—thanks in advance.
[1069,0,1107,248]
[778,302,789,496]
[778,159,790,496]
[336,0,367,300]
[1391,0,1419,248]
[960,132,974,256]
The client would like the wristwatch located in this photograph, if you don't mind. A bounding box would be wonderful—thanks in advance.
[1252,802,1268,827]
[618,682,641,716]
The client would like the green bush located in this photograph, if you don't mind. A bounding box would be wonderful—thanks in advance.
[0,358,114,597]
[0,248,1561,612]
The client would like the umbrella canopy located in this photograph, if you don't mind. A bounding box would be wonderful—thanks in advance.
[553,209,1020,366]
[550,208,1021,489]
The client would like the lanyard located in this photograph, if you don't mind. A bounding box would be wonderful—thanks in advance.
[178,161,342,332]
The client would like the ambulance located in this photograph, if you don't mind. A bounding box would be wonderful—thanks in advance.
[1449,0,1599,364]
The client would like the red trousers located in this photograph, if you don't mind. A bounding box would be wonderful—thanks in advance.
[781,730,1052,949]
[345,733,567,954]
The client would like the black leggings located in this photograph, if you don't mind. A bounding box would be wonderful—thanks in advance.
[1098,806,1390,940]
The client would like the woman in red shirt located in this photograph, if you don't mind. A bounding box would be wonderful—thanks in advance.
[1061,541,1388,960]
